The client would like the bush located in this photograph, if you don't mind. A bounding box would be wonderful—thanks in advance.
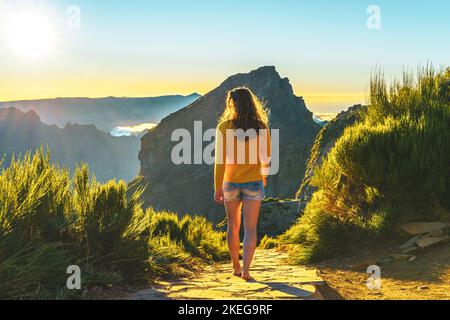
[282,67,450,263]
[149,212,228,261]
[259,235,278,249]
[0,149,227,299]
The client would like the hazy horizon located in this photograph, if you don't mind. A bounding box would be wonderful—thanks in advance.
[0,92,201,103]
[1,0,449,113]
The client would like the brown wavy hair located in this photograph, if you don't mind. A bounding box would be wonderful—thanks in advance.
[219,87,269,131]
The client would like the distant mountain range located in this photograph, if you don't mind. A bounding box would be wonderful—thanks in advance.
[0,94,201,134]
[0,107,140,182]
[132,66,321,221]
[313,112,338,125]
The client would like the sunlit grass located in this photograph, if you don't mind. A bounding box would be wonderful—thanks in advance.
[0,149,227,299]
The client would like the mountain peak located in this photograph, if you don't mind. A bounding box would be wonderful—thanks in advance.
[0,107,41,123]
[24,109,41,121]
[222,66,282,87]
[252,65,279,76]
[137,66,321,221]
[187,93,201,99]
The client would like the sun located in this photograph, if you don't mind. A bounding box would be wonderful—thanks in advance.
[4,12,57,58]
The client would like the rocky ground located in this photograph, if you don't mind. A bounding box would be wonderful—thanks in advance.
[127,250,324,300]
[316,242,450,300]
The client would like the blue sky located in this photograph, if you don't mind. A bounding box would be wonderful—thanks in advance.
[0,0,449,112]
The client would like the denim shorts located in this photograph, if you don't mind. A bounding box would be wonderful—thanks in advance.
[223,181,265,202]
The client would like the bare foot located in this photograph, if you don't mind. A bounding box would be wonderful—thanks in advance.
[233,266,242,277]
[241,273,255,282]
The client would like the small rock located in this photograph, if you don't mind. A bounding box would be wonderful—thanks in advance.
[402,246,419,254]
[408,256,417,262]
[416,235,450,248]
[427,229,446,237]
[389,254,414,260]
[401,222,448,235]
[399,235,423,250]
[417,286,429,291]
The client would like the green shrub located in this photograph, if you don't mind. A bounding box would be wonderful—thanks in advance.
[0,242,72,299]
[259,235,278,249]
[280,191,385,263]
[180,215,228,260]
[149,212,228,261]
[149,211,183,241]
[283,67,450,263]
[0,149,227,299]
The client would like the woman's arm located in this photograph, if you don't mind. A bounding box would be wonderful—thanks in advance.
[214,124,226,192]
[260,127,271,186]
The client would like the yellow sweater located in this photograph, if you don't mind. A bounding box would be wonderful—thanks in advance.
[214,121,271,191]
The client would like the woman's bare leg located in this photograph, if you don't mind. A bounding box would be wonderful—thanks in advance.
[225,200,243,275]
[242,199,261,280]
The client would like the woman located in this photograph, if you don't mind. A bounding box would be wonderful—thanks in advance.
[214,87,271,282]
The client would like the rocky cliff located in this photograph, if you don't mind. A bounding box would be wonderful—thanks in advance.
[134,66,321,221]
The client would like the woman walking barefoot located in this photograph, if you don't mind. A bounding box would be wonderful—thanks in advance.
[214,88,271,282]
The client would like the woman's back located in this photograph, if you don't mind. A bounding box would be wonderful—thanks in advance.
[215,120,271,190]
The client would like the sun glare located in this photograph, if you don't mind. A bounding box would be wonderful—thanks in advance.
[5,12,56,58]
